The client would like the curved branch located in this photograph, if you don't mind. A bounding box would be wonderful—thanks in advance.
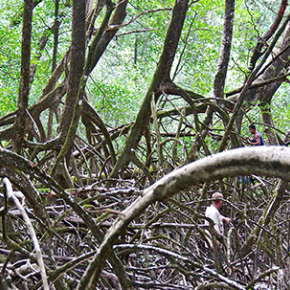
[82,98,116,165]
[3,177,49,290]
[78,146,290,289]
[0,147,131,289]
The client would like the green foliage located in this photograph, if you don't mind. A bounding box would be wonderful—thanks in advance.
[0,2,290,289]
[0,0,289,143]
[173,0,224,96]
[0,0,72,110]
[88,80,141,127]
[271,83,290,133]
[0,1,23,113]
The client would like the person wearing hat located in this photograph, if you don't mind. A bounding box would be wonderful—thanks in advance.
[204,192,231,259]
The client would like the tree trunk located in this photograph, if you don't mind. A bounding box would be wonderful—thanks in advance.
[50,0,86,181]
[13,0,33,153]
[187,0,236,161]
[57,0,86,142]
[109,0,189,181]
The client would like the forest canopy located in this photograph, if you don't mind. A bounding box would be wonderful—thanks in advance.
[1,0,290,289]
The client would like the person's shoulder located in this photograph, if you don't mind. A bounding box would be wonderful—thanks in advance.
[207,204,215,210]
[205,205,213,214]
[206,205,217,214]
[205,205,211,212]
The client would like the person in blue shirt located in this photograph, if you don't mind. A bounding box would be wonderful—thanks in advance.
[242,124,265,185]
[247,124,265,146]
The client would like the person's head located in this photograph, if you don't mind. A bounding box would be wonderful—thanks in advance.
[212,192,223,209]
[249,124,256,134]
